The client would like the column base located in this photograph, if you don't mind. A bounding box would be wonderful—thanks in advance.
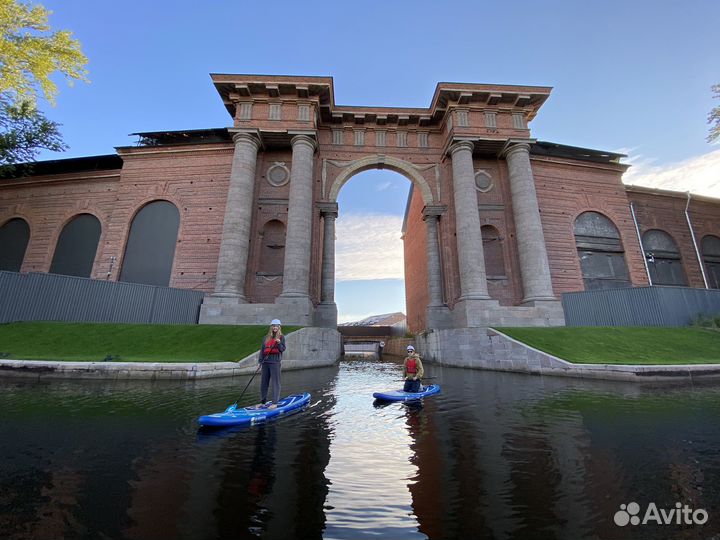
[199,297,315,326]
[426,305,453,329]
[449,298,565,328]
[315,302,338,328]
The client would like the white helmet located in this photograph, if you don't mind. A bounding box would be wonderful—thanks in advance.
[271,319,281,325]
[407,345,415,351]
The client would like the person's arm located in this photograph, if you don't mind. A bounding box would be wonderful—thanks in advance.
[402,358,408,379]
[416,357,425,380]
[277,335,286,354]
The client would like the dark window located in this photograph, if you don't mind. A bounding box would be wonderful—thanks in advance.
[574,212,630,290]
[0,218,30,272]
[50,214,101,277]
[481,225,505,277]
[119,201,180,286]
[259,220,285,275]
[642,229,687,286]
[702,235,720,289]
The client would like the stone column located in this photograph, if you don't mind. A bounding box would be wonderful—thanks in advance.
[213,132,261,299]
[280,134,317,299]
[319,203,338,304]
[503,142,556,302]
[422,206,445,307]
[449,141,490,300]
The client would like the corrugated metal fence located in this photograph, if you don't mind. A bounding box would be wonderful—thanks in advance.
[0,271,205,324]
[562,286,720,327]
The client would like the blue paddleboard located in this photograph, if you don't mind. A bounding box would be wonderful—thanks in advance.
[373,384,441,402]
[198,392,311,427]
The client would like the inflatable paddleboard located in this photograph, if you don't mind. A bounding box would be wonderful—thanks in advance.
[373,384,440,402]
[198,392,311,427]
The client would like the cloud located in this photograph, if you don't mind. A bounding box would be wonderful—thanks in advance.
[337,312,376,324]
[335,213,405,281]
[376,181,392,192]
[621,148,720,198]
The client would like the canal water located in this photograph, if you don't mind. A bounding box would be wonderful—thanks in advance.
[1,356,719,540]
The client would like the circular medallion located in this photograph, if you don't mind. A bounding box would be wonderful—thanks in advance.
[474,170,494,192]
[267,163,290,186]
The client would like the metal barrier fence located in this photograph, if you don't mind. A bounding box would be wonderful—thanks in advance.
[562,286,720,327]
[0,271,205,324]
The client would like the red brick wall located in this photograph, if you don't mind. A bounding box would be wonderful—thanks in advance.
[531,157,649,293]
[627,189,720,288]
[403,186,429,333]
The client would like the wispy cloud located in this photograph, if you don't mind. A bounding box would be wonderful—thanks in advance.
[335,213,405,281]
[621,148,720,198]
[376,181,392,192]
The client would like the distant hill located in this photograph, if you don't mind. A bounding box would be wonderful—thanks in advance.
[340,312,406,327]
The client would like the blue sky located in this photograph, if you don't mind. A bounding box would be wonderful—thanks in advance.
[35,0,720,321]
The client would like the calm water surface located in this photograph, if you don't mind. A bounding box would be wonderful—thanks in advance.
[1,356,719,540]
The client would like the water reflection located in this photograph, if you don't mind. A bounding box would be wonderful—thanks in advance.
[0,359,719,539]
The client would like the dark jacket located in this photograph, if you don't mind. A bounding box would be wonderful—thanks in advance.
[259,335,286,364]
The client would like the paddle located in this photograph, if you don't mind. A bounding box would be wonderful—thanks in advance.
[227,361,263,412]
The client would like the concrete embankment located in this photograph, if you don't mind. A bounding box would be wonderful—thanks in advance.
[0,327,342,380]
[415,327,720,382]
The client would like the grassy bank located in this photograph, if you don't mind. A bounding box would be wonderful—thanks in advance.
[0,322,301,363]
[496,327,720,364]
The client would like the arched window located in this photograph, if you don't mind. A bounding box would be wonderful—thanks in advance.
[259,220,286,275]
[702,235,720,289]
[481,225,505,277]
[50,214,101,277]
[119,201,180,286]
[574,212,630,290]
[0,218,30,272]
[642,229,687,286]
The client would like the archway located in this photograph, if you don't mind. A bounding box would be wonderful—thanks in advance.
[334,168,411,330]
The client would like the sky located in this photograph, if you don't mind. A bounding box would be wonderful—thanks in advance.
[32,0,720,322]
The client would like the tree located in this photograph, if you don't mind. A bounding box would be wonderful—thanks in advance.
[709,84,720,143]
[0,0,87,170]
[0,93,65,174]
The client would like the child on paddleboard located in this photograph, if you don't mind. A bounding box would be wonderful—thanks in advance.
[403,345,424,393]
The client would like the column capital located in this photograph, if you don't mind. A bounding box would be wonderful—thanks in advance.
[317,201,339,218]
[229,129,262,149]
[499,138,535,158]
[448,139,475,157]
[291,134,317,152]
[422,204,447,220]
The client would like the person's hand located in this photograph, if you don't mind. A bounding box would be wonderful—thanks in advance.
[413,376,418,381]
[275,337,281,343]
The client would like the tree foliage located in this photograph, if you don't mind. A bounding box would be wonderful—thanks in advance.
[709,84,720,143]
[0,93,65,174]
[0,0,87,170]
[0,0,88,105]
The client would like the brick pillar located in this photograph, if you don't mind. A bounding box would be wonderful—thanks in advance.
[503,142,556,302]
[449,141,490,300]
[213,132,260,299]
[280,135,316,299]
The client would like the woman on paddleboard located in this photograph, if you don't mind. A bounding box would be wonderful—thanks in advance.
[403,345,424,393]
[259,319,286,408]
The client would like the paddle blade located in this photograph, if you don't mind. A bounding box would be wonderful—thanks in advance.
[224,403,237,413]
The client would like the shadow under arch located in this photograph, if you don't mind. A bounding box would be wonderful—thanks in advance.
[327,155,436,204]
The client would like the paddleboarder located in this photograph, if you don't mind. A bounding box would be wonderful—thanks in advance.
[259,319,286,408]
[403,345,424,393]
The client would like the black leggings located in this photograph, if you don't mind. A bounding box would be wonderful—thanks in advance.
[403,378,421,393]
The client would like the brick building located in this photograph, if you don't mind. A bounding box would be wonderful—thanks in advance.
[0,74,718,331]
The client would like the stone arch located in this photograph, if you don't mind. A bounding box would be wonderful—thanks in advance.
[642,229,687,286]
[327,155,436,204]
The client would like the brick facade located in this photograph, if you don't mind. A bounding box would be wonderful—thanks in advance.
[1,74,719,330]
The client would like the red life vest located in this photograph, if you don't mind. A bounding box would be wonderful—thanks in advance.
[406,357,417,374]
[264,338,281,356]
